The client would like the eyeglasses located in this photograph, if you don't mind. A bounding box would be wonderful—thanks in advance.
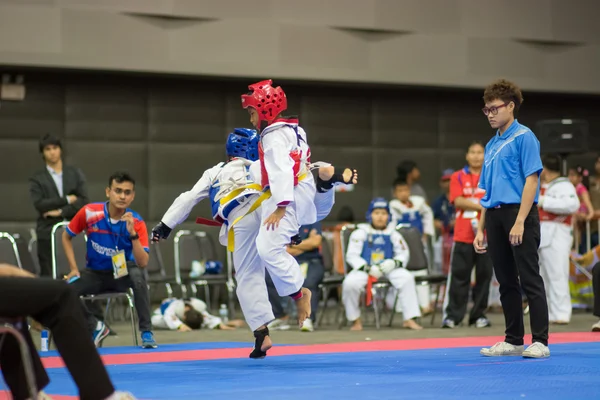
[482,103,508,116]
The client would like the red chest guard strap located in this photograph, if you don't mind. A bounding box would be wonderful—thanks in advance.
[258,125,305,190]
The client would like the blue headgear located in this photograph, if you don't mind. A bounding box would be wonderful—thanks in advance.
[366,197,392,224]
[226,128,259,161]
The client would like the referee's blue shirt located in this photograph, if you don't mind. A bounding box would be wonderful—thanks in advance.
[479,119,543,209]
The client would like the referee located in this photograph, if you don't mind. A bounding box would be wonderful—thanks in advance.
[473,79,549,359]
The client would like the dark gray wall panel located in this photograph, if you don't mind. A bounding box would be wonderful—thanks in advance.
[149,84,227,144]
[148,143,225,221]
[301,94,372,147]
[0,84,64,140]
[65,141,149,218]
[0,140,44,221]
[65,84,146,141]
[1,71,599,230]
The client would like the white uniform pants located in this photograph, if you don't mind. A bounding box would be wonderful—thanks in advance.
[314,189,335,222]
[255,197,305,297]
[411,269,431,309]
[342,268,421,321]
[539,222,572,322]
[227,201,275,331]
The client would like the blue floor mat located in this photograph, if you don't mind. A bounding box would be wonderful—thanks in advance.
[43,342,600,400]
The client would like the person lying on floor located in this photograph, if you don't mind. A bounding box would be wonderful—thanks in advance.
[151,297,245,331]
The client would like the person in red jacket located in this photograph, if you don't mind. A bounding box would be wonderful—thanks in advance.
[442,141,493,329]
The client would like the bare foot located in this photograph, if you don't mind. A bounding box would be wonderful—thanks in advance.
[350,320,363,331]
[295,288,312,327]
[343,168,358,184]
[403,319,423,330]
[261,335,273,352]
[421,307,433,316]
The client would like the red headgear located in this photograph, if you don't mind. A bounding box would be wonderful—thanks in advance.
[241,80,288,127]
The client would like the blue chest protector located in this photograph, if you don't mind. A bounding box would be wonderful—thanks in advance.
[208,182,220,219]
[208,163,253,223]
[360,232,394,266]
[396,210,424,234]
[159,298,175,315]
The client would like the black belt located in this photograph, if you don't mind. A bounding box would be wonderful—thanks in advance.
[492,203,520,209]
[489,203,537,210]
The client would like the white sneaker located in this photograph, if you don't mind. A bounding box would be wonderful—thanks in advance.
[480,341,524,357]
[267,318,290,331]
[522,342,550,358]
[301,319,314,332]
[592,320,600,332]
[105,391,137,400]
[473,317,491,328]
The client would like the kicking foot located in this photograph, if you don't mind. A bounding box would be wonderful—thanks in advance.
[317,167,358,192]
[249,327,272,359]
[350,320,363,331]
[294,288,312,327]
[403,319,423,330]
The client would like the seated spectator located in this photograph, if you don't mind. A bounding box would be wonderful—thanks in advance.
[0,263,135,400]
[397,160,427,201]
[62,171,157,349]
[432,169,456,236]
[342,198,422,331]
[389,179,434,314]
[267,223,326,332]
[390,179,435,238]
[152,297,245,331]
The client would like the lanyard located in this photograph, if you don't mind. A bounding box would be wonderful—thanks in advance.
[105,203,125,252]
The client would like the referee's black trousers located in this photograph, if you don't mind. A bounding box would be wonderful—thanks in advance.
[0,277,115,400]
[485,205,549,346]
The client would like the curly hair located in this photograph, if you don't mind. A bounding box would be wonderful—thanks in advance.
[483,79,524,115]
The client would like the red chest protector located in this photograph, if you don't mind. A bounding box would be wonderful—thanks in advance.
[258,142,303,189]
[538,185,572,226]
[258,120,308,190]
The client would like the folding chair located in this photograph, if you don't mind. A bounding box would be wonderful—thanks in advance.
[11,235,38,276]
[316,231,344,328]
[144,236,178,298]
[389,225,447,326]
[0,317,38,399]
[27,236,41,276]
[338,224,390,330]
[50,222,138,346]
[0,232,22,267]
[174,230,228,310]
